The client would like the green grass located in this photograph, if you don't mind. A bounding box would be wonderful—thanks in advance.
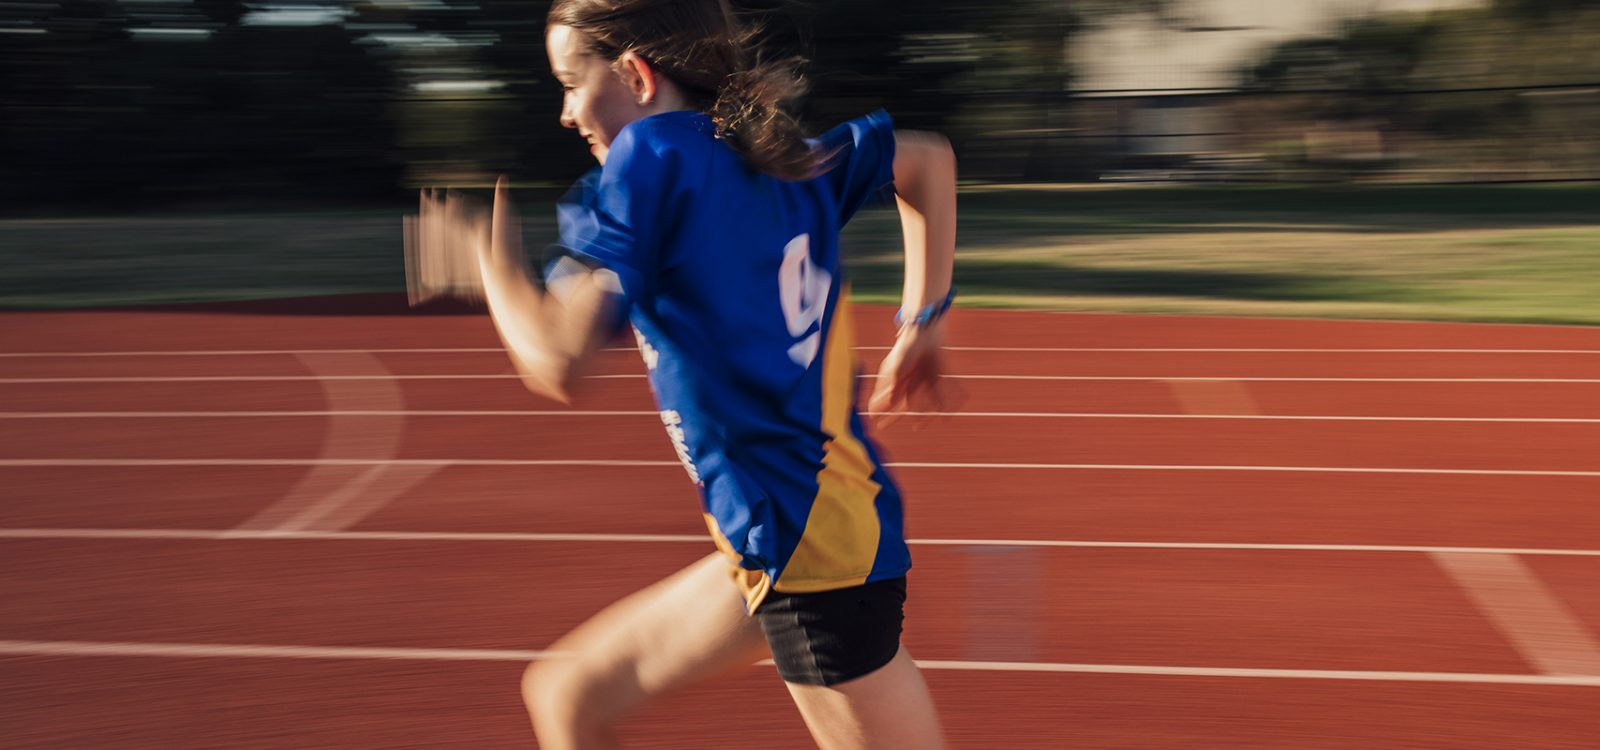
[5,184,1600,325]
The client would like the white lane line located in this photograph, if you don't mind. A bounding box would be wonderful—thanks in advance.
[0,529,710,543]
[910,660,1600,687]
[1431,553,1600,676]
[230,353,440,534]
[8,460,1600,478]
[8,347,1600,357]
[4,527,1600,558]
[0,411,659,418]
[3,638,1599,687]
[0,459,682,467]
[863,348,1600,354]
[945,376,1600,384]
[0,375,526,383]
[0,348,507,358]
[11,410,1600,424]
[12,374,1600,384]
[891,463,1600,478]
[0,375,567,383]
[0,639,552,662]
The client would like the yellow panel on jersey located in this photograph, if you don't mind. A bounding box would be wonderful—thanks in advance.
[704,513,773,611]
[775,289,883,593]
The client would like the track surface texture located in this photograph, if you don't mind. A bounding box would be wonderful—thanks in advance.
[5,296,1600,748]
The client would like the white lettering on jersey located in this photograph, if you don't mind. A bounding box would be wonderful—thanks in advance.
[632,326,659,370]
[659,409,701,485]
[777,233,831,368]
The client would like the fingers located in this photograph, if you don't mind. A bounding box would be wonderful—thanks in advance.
[867,362,904,429]
[412,186,494,304]
[867,333,954,431]
[870,397,904,430]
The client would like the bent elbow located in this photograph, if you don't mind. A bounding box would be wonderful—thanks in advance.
[511,356,580,405]
[520,376,573,405]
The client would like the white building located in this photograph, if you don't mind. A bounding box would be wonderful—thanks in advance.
[1070,0,1484,158]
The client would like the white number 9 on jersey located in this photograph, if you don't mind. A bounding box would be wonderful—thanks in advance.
[778,234,832,368]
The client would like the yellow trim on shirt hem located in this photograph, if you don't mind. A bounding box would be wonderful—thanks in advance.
[771,571,877,594]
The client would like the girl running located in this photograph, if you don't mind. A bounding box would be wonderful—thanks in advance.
[433,1,956,746]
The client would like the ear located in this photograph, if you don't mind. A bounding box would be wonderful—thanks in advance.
[616,51,658,106]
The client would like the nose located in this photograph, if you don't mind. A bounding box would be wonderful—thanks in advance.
[559,94,577,130]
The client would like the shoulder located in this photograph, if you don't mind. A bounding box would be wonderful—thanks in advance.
[812,109,895,153]
[610,111,717,169]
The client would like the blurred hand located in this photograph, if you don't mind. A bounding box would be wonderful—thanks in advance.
[408,188,490,304]
[868,321,958,428]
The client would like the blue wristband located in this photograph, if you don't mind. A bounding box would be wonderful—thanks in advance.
[895,286,957,328]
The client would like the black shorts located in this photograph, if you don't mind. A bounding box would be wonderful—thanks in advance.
[756,576,907,687]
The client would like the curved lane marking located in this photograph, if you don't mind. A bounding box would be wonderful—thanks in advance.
[228,353,440,534]
[1432,552,1600,676]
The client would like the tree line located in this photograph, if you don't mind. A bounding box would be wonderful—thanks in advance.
[2,0,1595,208]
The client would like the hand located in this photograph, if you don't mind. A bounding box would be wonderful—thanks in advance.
[407,187,490,304]
[867,321,959,428]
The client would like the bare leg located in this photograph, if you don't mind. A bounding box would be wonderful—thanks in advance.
[783,646,946,750]
[523,553,770,750]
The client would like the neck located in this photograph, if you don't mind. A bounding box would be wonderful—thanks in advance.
[643,78,693,116]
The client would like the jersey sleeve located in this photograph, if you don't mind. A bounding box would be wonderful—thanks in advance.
[813,109,897,224]
[547,123,672,308]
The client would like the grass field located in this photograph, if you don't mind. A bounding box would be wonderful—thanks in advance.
[4,184,1598,325]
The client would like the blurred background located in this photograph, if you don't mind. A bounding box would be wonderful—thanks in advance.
[2,0,1598,319]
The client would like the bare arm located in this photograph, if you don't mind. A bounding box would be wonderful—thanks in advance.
[474,177,622,404]
[868,131,958,419]
[890,131,957,316]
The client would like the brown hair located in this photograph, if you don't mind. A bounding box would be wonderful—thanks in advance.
[547,0,818,180]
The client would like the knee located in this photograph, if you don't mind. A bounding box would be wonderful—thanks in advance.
[521,659,613,739]
[522,660,578,726]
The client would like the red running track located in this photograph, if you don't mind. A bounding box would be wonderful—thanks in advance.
[5,297,1600,748]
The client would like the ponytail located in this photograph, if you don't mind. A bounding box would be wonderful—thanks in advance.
[708,60,817,181]
[549,0,821,181]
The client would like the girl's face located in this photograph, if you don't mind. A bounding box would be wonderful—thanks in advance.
[546,24,644,165]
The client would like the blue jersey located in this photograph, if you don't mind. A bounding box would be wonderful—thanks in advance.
[550,109,907,611]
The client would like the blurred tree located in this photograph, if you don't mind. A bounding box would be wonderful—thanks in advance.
[1238,3,1600,178]
[377,0,1175,185]
[754,0,1174,179]
[1493,0,1600,19]
[1242,14,1442,122]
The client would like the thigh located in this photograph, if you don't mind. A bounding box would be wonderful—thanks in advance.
[757,577,945,749]
[784,647,946,750]
[538,552,770,717]
[758,576,907,687]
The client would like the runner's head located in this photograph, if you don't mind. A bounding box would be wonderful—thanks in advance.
[546,0,816,179]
